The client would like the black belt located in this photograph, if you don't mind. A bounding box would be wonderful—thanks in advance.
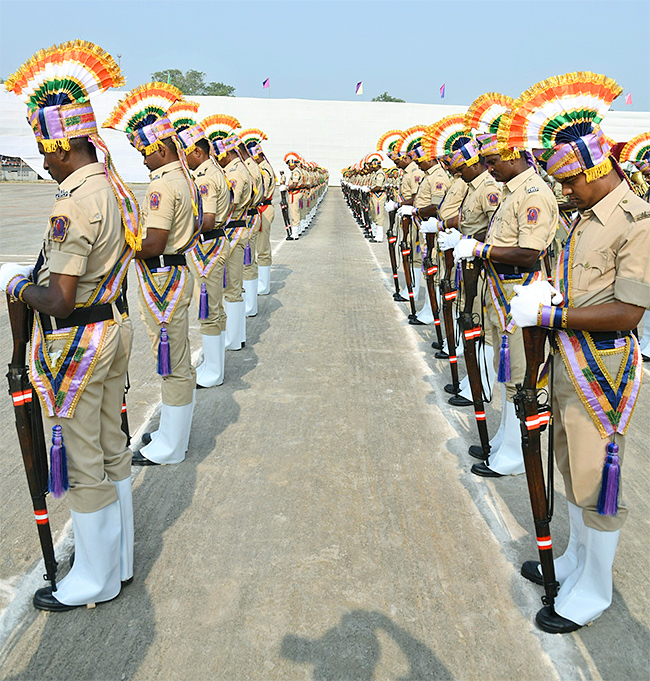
[228,219,246,228]
[247,208,258,216]
[201,228,226,242]
[493,262,542,276]
[144,254,186,270]
[40,296,125,332]
[259,199,272,206]
[590,330,631,342]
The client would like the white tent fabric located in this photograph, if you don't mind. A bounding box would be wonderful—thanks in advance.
[1,90,649,186]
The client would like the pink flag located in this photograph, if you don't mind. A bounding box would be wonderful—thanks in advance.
[625,92,632,105]
[440,83,445,99]
[355,81,363,95]
[262,78,270,89]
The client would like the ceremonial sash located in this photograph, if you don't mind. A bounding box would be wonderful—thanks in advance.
[553,221,643,437]
[135,260,188,328]
[30,243,134,419]
[190,236,228,278]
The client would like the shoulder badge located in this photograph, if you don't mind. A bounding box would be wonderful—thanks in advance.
[435,182,444,190]
[199,184,209,196]
[50,215,70,242]
[633,210,650,222]
[149,191,162,211]
[487,192,499,206]
[55,189,70,200]
[526,186,539,194]
[526,207,540,224]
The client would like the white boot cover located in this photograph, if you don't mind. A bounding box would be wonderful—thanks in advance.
[54,501,121,606]
[224,300,244,350]
[114,477,134,582]
[244,279,258,317]
[416,284,434,324]
[239,301,247,346]
[140,396,195,464]
[196,333,225,388]
[485,400,525,475]
[554,525,620,625]
[257,265,271,295]
[639,309,650,358]
[291,223,300,239]
[413,268,422,302]
[373,222,384,243]
[534,500,583,585]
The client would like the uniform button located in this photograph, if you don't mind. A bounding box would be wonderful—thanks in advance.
[584,262,591,269]
[622,199,628,204]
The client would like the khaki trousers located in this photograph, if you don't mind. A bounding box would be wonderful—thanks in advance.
[288,191,301,227]
[43,317,132,513]
[243,216,260,281]
[553,352,629,531]
[139,270,196,406]
[257,205,274,266]
[224,238,245,302]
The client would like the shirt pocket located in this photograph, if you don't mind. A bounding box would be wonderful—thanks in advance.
[572,249,612,293]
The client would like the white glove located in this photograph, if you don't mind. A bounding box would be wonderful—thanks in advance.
[397,204,415,218]
[361,186,370,194]
[0,263,32,293]
[384,200,397,212]
[279,184,287,191]
[420,218,440,234]
[437,228,462,251]
[509,281,564,328]
[453,237,479,263]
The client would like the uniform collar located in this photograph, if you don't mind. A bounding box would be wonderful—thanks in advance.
[149,160,182,181]
[59,162,105,193]
[504,166,535,194]
[585,179,627,225]
[425,163,439,176]
[469,168,490,189]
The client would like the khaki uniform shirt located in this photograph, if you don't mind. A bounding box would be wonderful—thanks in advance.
[486,166,556,251]
[372,169,387,190]
[37,162,123,304]
[142,160,195,255]
[244,156,264,207]
[259,158,276,201]
[569,180,650,309]
[460,169,501,237]
[289,167,303,189]
[399,161,423,201]
[192,158,231,228]
[414,163,451,209]
[438,176,468,221]
[224,157,253,220]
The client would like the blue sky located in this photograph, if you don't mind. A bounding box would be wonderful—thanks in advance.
[1,0,648,109]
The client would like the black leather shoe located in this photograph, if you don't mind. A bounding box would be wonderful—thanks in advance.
[33,587,80,612]
[132,450,162,466]
[409,317,425,326]
[535,606,582,634]
[286,236,298,241]
[430,339,442,350]
[521,560,544,585]
[393,293,408,302]
[471,462,504,478]
[468,444,490,460]
[141,432,153,446]
[435,350,451,360]
[449,394,473,407]
[369,238,378,243]
[443,383,458,395]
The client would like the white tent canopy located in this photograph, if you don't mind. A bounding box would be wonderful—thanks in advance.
[1,90,648,186]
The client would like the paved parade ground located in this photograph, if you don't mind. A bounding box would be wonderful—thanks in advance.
[0,184,648,681]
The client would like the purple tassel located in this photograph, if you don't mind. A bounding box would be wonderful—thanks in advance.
[199,281,209,320]
[455,263,462,290]
[223,268,227,288]
[157,326,171,376]
[48,424,69,498]
[244,243,252,265]
[497,334,511,383]
[597,442,620,516]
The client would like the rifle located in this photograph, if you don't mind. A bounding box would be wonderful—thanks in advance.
[513,327,558,611]
[399,215,418,319]
[6,295,58,589]
[361,190,373,239]
[387,208,406,302]
[436,247,460,393]
[120,274,131,446]
[280,188,292,239]
[457,260,490,455]
[424,233,444,349]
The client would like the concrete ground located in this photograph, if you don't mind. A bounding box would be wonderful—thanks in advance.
[0,184,648,681]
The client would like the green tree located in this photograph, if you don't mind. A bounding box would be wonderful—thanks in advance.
[371,92,405,103]
[151,69,235,97]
